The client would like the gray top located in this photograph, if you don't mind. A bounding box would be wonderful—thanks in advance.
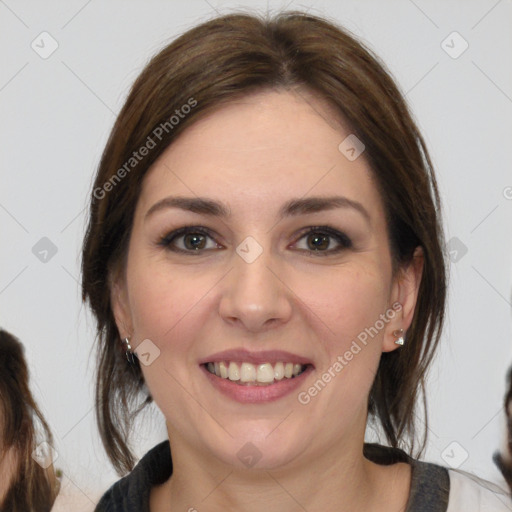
[94,441,450,511]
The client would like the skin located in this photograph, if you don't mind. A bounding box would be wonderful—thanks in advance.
[112,88,424,511]
[0,444,17,505]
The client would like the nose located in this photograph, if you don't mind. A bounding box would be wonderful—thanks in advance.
[218,246,293,333]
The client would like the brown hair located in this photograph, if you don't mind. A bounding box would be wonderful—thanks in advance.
[493,365,512,493]
[0,329,59,511]
[81,10,447,475]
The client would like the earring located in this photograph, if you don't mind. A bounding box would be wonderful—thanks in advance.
[393,329,405,346]
[122,337,135,363]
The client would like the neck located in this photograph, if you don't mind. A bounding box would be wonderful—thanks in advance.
[152,428,409,512]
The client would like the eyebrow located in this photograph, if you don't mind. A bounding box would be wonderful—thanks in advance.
[145,195,371,224]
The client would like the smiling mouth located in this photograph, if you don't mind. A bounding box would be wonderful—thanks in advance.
[203,361,310,386]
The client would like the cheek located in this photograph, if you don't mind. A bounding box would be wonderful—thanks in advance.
[305,263,391,342]
[125,250,226,358]
[300,262,392,403]
[124,249,192,344]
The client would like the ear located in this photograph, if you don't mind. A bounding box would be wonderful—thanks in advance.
[382,246,424,353]
[109,268,134,340]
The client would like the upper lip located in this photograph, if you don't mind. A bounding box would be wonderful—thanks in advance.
[199,349,313,367]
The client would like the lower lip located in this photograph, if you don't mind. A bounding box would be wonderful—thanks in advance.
[201,365,314,403]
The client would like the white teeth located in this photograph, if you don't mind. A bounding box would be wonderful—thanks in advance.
[206,361,307,384]
[219,361,228,378]
[274,361,284,380]
[228,361,240,381]
[257,363,275,383]
[240,363,256,382]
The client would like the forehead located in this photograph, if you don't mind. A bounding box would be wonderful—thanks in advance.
[136,89,385,222]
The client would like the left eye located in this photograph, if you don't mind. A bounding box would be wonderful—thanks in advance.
[293,227,353,255]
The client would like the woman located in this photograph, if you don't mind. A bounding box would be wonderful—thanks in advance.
[82,11,511,511]
[0,329,60,512]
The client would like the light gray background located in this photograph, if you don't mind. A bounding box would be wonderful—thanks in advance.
[1,0,511,504]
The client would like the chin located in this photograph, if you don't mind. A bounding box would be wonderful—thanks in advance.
[204,423,309,472]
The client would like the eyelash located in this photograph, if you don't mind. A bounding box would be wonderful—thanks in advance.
[157,225,353,257]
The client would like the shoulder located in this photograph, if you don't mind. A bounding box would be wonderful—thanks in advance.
[365,443,450,510]
[94,441,172,512]
[364,443,512,511]
[446,468,512,512]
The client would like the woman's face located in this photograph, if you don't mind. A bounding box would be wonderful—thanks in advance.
[112,89,422,470]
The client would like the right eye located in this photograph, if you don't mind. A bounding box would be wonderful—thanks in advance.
[158,226,223,254]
